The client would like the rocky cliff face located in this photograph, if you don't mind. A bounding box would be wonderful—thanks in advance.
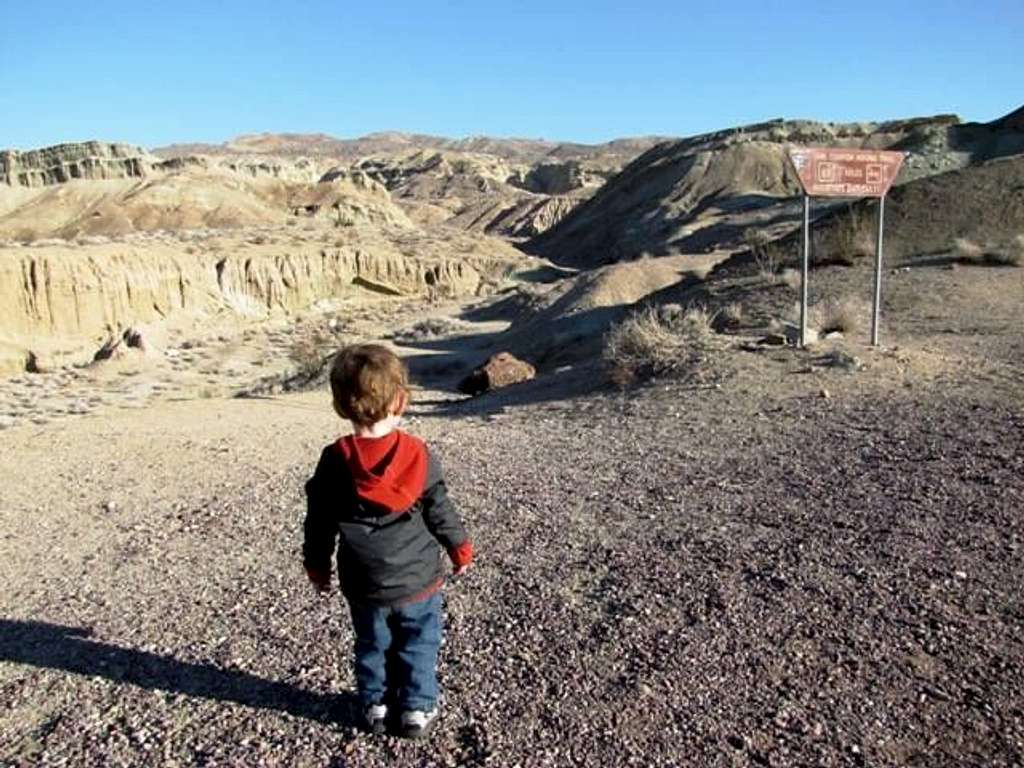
[1,142,156,187]
[508,161,607,195]
[0,239,487,374]
[450,195,580,238]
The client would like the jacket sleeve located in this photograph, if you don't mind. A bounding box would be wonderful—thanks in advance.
[421,449,473,567]
[302,446,339,572]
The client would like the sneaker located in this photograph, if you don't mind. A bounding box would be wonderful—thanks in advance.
[362,703,387,734]
[399,708,439,739]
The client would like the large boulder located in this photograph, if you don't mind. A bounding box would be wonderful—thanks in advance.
[458,352,536,396]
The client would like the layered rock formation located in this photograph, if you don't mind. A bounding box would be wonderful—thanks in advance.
[0,161,410,241]
[1,142,155,187]
[0,236,497,374]
[449,195,580,238]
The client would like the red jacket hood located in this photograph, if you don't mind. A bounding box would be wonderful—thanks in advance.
[336,430,428,514]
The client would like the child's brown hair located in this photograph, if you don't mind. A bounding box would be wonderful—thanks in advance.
[330,344,409,427]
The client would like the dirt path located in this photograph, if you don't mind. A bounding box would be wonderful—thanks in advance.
[1,363,1022,766]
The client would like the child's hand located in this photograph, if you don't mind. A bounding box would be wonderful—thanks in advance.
[305,565,332,593]
[448,540,473,577]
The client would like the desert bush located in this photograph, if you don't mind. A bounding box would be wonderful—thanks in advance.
[780,268,802,291]
[722,301,744,326]
[954,235,1023,267]
[393,317,469,344]
[833,206,875,265]
[811,205,875,266]
[953,237,984,262]
[604,303,723,386]
[743,228,781,282]
[790,296,868,335]
[289,330,335,380]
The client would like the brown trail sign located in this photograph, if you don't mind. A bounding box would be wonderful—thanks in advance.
[789,148,904,198]
[787,148,906,347]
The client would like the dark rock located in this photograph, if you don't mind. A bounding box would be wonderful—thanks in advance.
[458,352,536,396]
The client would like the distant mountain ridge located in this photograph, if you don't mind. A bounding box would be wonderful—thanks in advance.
[153,131,669,164]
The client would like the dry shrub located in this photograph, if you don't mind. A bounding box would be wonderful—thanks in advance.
[393,317,468,344]
[604,303,724,386]
[834,206,875,264]
[780,268,802,291]
[790,296,869,335]
[954,235,1023,267]
[812,205,875,266]
[290,329,335,379]
[722,301,744,326]
[953,237,984,262]
[743,228,781,282]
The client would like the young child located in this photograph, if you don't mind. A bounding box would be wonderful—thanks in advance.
[302,343,473,739]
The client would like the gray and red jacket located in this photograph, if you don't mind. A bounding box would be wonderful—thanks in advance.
[303,430,472,606]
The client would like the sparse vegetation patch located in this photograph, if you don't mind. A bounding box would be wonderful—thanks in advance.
[810,205,876,266]
[743,228,783,283]
[789,295,869,336]
[289,329,336,380]
[953,235,1023,267]
[604,303,724,386]
[392,317,471,344]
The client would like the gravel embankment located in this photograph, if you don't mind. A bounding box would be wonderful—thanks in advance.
[1,376,1022,767]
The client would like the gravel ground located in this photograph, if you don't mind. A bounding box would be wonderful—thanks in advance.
[1,360,1022,767]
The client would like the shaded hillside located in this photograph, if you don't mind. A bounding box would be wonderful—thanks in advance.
[527,111,1024,269]
[800,154,1024,263]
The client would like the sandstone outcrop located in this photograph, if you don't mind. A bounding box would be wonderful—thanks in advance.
[0,238,492,375]
[508,161,608,195]
[1,142,156,187]
[0,163,410,241]
[452,196,581,238]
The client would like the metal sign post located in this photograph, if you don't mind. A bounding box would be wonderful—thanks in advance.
[787,148,905,348]
[800,195,810,348]
[871,195,886,346]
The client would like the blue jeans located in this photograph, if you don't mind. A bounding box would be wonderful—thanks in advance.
[347,591,442,711]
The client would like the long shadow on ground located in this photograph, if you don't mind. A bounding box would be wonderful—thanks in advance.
[0,618,354,725]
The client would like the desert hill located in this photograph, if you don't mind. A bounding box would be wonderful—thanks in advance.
[154,131,663,239]
[791,153,1024,265]
[153,130,666,165]
[0,144,402,239]
[2,107,1022,383]
[527,111,1024,268]
[343,149,611,237]
[0,139,546,375]
[3,132,653,244]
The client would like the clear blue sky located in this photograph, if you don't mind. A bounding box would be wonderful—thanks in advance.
[1,1,1021,150]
